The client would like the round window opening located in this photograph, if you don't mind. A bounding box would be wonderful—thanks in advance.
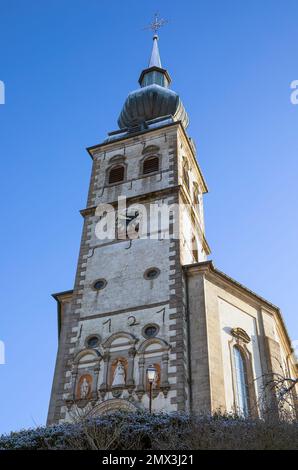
[144,268,160,280]
[86,336,100,348]
[144,325,158,338]
[93,279,107,290]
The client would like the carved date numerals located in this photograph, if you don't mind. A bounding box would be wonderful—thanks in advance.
[156,307,166,323]
[127,315,140,327]
[103,318,111,333]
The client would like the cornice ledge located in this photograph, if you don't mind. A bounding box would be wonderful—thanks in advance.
[52,289,74,302]
[86,121,181,159]
[183,260,214,276]
[79,186,181,218]
[184,261,293,352]
[184,261,279,312]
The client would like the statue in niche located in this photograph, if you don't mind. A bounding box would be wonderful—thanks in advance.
[112,360,126,387]
[153,369,160,389]
[80,377,90,399]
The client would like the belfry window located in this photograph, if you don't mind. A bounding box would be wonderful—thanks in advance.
[233,346,250,416]
[143,156,159,175]
[108,165,125,184]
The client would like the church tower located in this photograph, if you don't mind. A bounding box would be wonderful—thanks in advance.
[48,29,297,424]
[47,32,210,423]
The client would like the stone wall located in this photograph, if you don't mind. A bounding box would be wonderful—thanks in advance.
[48,122,207,422]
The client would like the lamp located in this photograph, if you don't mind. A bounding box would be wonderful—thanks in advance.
[146,365,157,413]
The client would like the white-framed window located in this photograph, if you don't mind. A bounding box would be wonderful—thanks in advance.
[233,346,250,416]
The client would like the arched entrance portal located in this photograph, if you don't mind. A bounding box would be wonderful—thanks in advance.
[88,399,139,416]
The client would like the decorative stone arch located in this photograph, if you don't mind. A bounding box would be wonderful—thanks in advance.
[109,154,126,164]
[100,332,138,397]
[137,337,170,355]
[73,348,101,365]
[102,331,137,350]
[87,398,139,416]
[142,144,160,155]
[231,327,251,344]
[70,349,101,403]
[228,330,258,417]
[136,338,170,399]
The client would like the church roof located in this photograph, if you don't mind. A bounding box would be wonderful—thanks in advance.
[184,261,294,354]
[149,34,162,68]
[117,34,189,130]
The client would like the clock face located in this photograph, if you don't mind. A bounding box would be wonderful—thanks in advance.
[116,208,140,239]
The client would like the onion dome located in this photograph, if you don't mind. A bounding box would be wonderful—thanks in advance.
[117,35,189,130]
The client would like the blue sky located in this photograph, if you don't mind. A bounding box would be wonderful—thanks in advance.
[0,0,297,434]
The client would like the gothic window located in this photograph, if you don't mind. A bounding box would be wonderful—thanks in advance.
[142,156,159,175]
[233,346,250,416]
[108,165,125,184]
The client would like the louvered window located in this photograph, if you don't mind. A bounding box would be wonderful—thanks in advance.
[143,156,159,175]
[108,165,125,184]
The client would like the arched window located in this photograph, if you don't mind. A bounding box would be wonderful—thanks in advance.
[108,165,125,184]
[233,346,250,416]
[143,156,159,175]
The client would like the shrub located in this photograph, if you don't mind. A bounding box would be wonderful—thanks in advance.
[0,411,297,450]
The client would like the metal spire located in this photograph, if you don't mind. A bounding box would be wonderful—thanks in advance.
[149,35,162,68]
[144,13,168,68]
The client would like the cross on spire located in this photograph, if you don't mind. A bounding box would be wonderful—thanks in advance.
[144,13,168,36]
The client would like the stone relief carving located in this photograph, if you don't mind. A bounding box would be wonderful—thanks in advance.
[231,327,251,344]
[80,377,90,399]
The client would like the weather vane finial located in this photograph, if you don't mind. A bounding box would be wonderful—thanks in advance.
[144,12,168,35]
